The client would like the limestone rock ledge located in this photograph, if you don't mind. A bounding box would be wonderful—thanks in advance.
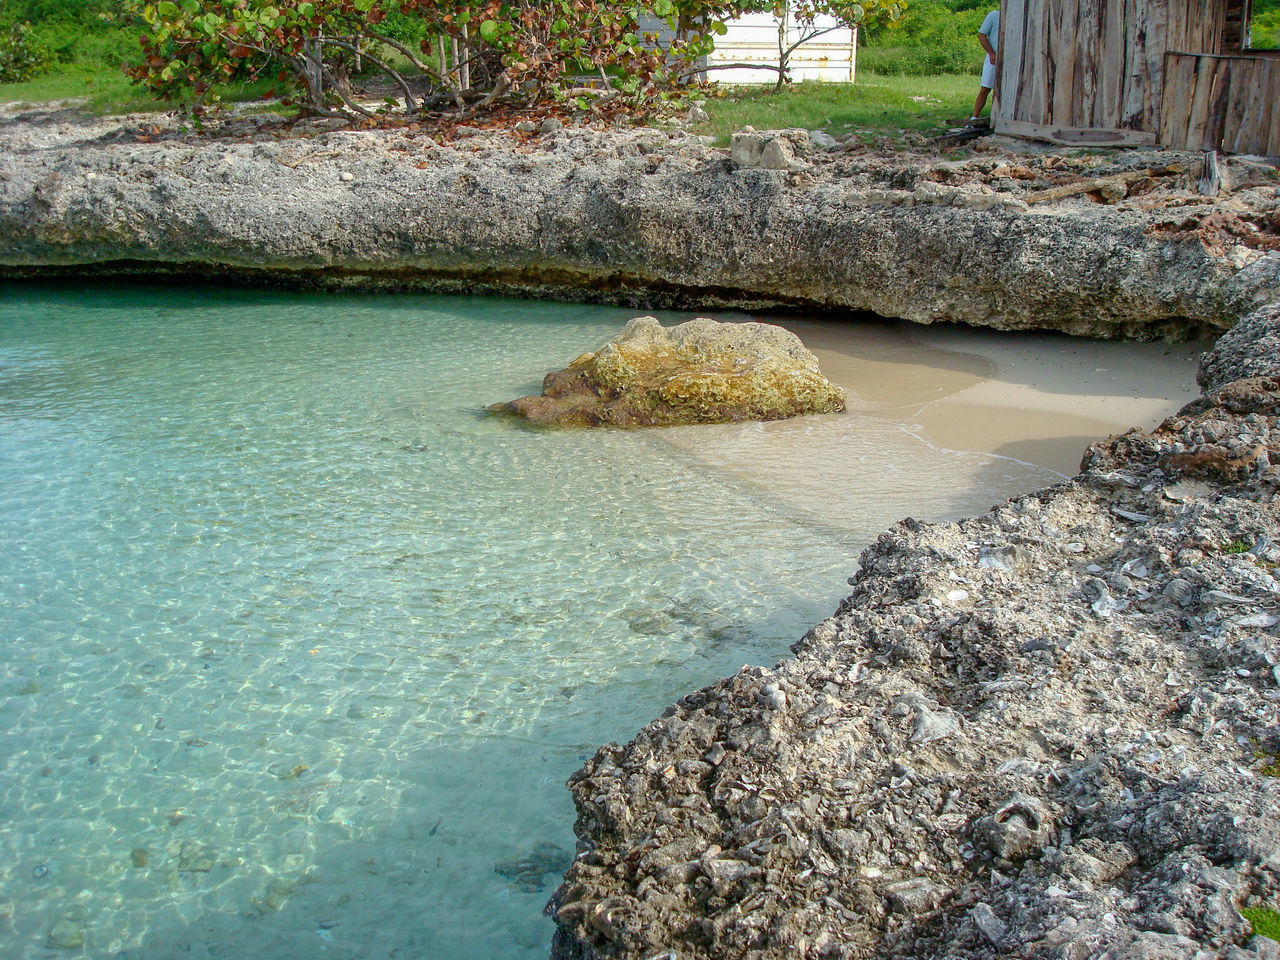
[489,316,846,427]
[547,303,1280,960]
[2,108,1279,339]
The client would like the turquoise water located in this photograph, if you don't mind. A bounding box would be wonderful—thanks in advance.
[0,283,1066,959]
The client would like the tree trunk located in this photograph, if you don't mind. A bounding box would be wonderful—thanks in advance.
[774,7,788,92]
[460,24,470,92]
[304,36,325,109]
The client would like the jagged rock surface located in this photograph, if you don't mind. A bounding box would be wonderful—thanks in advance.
[548,303,1280,960]
[489,316,846,427]
[1,107,1278,338]
[1200,302,1280,391]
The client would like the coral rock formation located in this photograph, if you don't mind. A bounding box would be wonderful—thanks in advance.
[2,109,1278,339]
[489,316,846,427]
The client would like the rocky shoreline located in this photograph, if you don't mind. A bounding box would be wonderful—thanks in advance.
[3,104,1280,959]
[1,107,1278,338]
[548,303,1280,959]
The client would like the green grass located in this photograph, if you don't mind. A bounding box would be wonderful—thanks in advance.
[689,73,976,145]
[0,17,290,115]
[0,59,290,115]
[0,65,168,112]
[858,44,985,76]
[1243,906,1280,942]
[1256,747,1280,777]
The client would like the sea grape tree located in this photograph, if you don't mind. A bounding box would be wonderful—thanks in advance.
[126,0,906,119]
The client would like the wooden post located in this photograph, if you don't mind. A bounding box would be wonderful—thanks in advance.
[304,36,324,109]
[1199,150,1222,197]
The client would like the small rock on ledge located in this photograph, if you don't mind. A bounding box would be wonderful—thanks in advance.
[488,316,846,427]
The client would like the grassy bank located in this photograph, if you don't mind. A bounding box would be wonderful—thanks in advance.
[2,56,976,142]
[691,74,974,144]
[0,67,166,113]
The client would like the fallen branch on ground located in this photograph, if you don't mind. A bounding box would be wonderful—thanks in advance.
[1024,165,1188,205]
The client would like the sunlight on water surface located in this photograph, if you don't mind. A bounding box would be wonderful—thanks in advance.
[0,283,1161,958]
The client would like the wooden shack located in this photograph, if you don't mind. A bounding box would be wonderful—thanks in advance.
[994,0,1280,155]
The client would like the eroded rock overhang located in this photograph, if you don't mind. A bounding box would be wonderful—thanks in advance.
[1,112,1277,339]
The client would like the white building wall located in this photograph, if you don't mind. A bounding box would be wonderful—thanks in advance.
[638,12,857,84]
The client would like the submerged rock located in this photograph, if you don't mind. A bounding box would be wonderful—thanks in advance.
[489,316,846,427]
[494,840,572,892]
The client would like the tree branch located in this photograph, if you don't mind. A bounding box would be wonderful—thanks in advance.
[679,61,786,80]
[316,35,417,111]
[781,23,843,59]
[363,27,443,84]
[460,73,509,116]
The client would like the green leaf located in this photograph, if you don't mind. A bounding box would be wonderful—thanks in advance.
[156,0,178,16]
[478,19,499,43]
[653,0,673,15]
[298,2,313,17]
[179,0,198,13]
[352,0,375,11]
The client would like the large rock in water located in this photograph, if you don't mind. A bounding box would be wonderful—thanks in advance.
[489,316,846,427]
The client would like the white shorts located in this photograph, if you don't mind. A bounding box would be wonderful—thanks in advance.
[981,56,996,90]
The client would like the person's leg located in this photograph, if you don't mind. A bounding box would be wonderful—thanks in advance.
[972,86,991,119]
[970,55,996,121]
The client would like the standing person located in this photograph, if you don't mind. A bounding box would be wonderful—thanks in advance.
[969,8,1000,125]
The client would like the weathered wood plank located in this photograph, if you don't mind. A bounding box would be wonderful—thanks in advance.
[1187,55,1218,147]
[1176,52,1201,147]
[1237,59,1274,154]
[1267,65,1280,155]
[1011,0,1035,122]
[1258,60,1278,155]
[1034,0,1054,124]
[1235,59,1261,152]
[1021,0,1041,123]
[996,117,1159,145]
[1162,53,1280,155]
[1075,0,1102,127]
[1220,55,1250,149]
[1097,0,1125,129]
[1263,60,1280,155]
[1159,52,1192,148]
[1202,58,1233,150]
[997,0,1026,125]
[1052,0,1079,127]
[1141,0,1170,130]
[1228,59,1259,152]
[1121,0,1151,129]
[1168,0,1186,51]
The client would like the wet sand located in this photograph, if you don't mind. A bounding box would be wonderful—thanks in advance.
[660,317,1207,533]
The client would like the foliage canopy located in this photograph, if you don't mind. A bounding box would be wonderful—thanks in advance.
[0,22,54,82]
[124,0,905,119]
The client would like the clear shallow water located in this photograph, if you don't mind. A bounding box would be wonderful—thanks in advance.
[0,283,1074,959]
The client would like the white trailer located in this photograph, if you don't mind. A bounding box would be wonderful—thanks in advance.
[639,12,858,84]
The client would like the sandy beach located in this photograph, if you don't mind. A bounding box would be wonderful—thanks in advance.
[661,316,1208,531]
